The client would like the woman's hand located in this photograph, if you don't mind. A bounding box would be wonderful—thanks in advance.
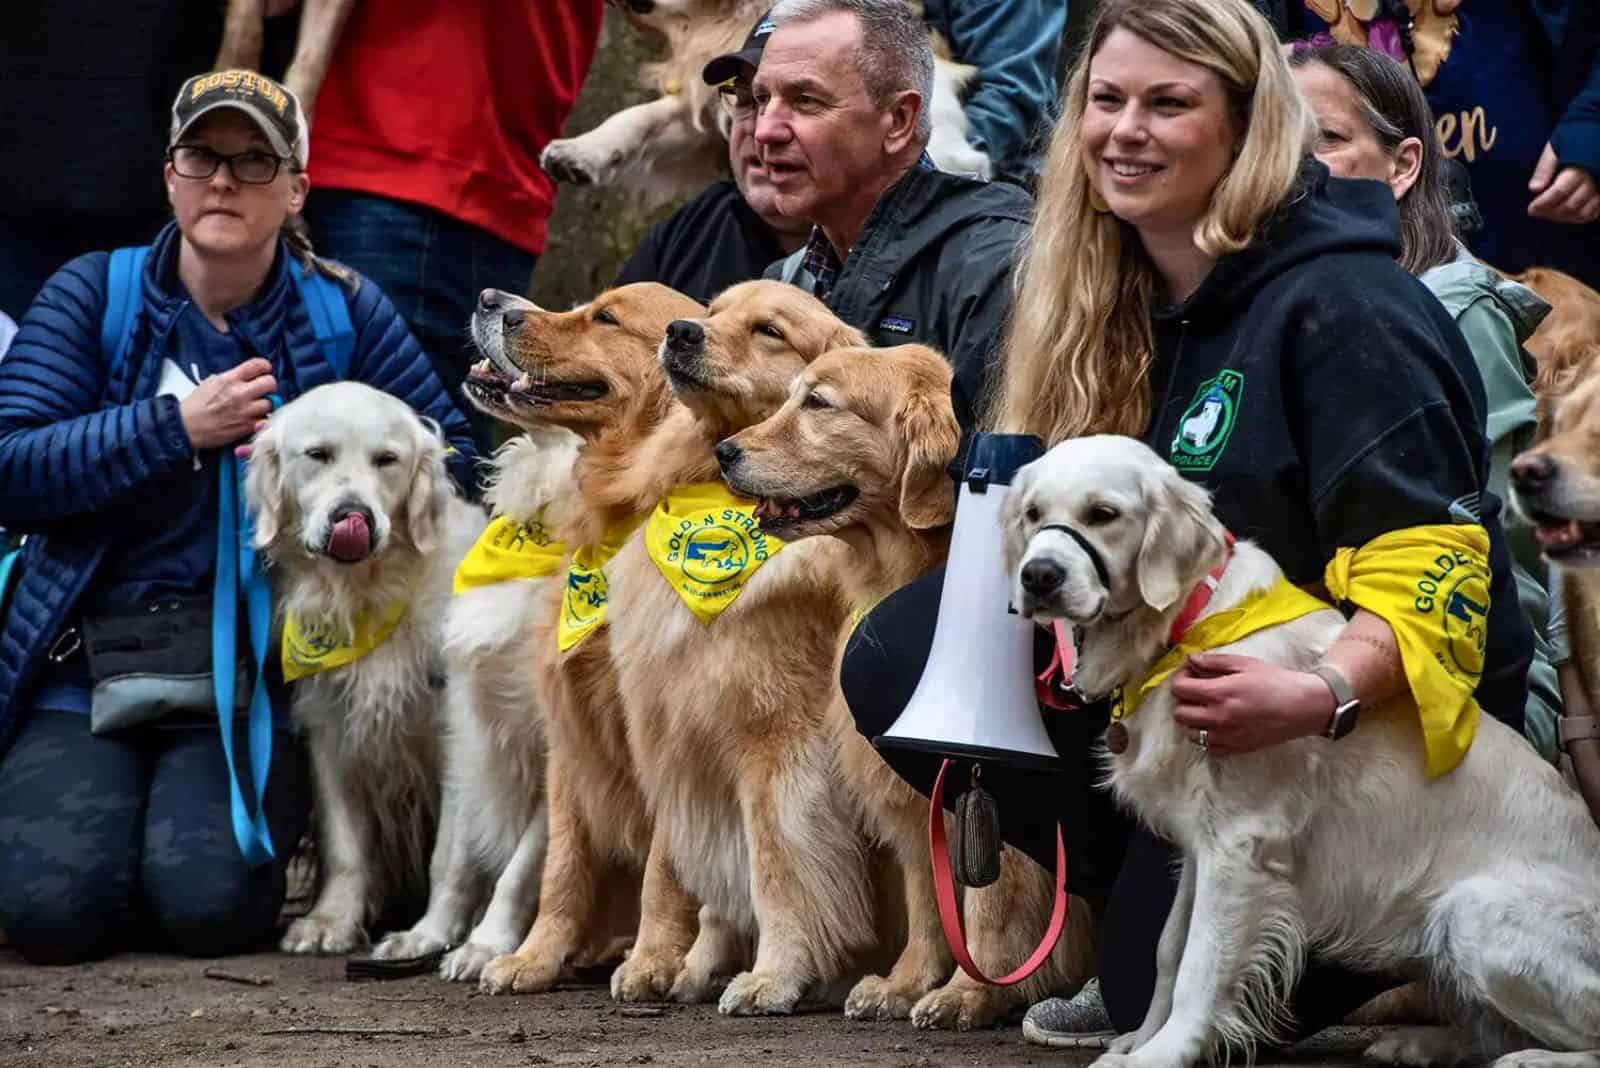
[1168,652,1334,755]
[179,358,277,450]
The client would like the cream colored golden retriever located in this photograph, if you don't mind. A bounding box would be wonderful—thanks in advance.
[245,381,485,955]
[717,345,1097,1026]
[469,281,709,996]
[542,0,987,205]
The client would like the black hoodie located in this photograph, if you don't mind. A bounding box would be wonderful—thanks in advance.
[1134,161,1531,728]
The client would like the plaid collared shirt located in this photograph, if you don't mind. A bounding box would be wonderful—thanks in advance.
[799,152,937,303]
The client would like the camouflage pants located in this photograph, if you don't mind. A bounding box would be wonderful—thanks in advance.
[0,710,310,965]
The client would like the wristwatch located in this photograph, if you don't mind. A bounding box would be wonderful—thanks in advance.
[1309,665,1360,740]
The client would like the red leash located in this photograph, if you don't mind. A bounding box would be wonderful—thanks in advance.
[928,759,1069,985]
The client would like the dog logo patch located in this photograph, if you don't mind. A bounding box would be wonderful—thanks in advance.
[644,482,785,626]
[1170,370,1243,472]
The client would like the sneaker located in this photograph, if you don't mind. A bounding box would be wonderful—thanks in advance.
[1021,977,1118,1049]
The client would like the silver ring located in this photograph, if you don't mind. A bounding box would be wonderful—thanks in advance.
[1197,729,1210,750]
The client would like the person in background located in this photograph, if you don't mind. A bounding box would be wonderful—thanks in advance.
[302,0,606,456]
[614,12,810,301]
[1289,41,1566,763]
[0,71,475,966]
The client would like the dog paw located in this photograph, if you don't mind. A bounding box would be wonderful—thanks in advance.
[717,970,808,1016]
[539,138,621,187]
[610,950,682,1003]
[910,984,1010,1031]
[370,928,447,962]
[280,913,368,956]
[441,942,505,982]
[479,951,560,996]
[1364,1027,1470,1066]
[844,975,924,1021]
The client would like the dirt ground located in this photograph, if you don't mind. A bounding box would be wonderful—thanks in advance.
[0,949,1392,1068]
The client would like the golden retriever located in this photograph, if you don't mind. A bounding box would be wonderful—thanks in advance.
[717,345,1098,1026]
[369,425,580,980]
[1012,434,1600,1068]
[541,0,987,205]
[600,280,874,1013]
[245,381,486,954]
[467,281,709,995]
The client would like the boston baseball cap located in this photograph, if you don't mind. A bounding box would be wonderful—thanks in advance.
[170,69,309,168]
[702,9,777,86]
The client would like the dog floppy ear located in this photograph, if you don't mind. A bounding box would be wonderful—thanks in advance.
[243,420,287,549]
[1136,467,1225,612]
[405,416,449,555]
[895,366,961,531]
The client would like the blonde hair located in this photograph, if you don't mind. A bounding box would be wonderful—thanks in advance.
[989,0,1317,443]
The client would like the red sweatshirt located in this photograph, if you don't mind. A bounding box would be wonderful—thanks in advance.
[307,1,605,256]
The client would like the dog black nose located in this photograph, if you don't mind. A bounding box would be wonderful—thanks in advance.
[1021,558,1065,597]
[502,308,526,331]
[1510,452,1557,488]
[479,288,503,313]
[714,439,742,472]
[666,319,704,350]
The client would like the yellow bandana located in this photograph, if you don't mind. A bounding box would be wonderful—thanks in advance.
[642,482,785,626]
[557,513,646,654]
[282,601,408,682]
[1112,577,1333,724]
[1325,523,1490,779]
[453,512,567,594]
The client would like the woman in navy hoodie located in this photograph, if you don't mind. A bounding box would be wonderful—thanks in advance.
[0,71,476,965]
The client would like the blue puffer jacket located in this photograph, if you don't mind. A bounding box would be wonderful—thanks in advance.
[0,221,478,751]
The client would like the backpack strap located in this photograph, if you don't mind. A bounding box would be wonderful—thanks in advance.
[101,246,152,377]
[292,263,355,379]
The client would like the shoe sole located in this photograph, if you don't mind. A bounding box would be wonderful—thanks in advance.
[1021,1018,1118,1049]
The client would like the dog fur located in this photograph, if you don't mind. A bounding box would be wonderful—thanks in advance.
[600,280,875,1015]
[465,282,709,996]
[246,381,485,955]
[1007,434,1600,1068]
[369,425,581,981]
[541,0,988,206]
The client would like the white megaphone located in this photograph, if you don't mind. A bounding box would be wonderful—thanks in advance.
[876,433,1060,770]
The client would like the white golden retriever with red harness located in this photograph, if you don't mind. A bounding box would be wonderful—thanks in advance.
[1004,435,1600,1068]
[247,381,484,954]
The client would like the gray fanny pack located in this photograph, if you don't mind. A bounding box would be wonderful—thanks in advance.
[82,596,249,735]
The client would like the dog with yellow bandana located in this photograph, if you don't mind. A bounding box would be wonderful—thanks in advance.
[245,381,487,955]
[1007,434,1600,1068]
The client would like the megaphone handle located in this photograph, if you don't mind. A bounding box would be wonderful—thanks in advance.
[929,758,1070,986]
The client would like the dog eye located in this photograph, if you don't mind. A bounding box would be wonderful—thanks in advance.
[592,308,618,326]
[755,322,785,340]
[1087,504,1120,525]
[305,446,331,463]
[373,451,400,468]
[802,392,831,410]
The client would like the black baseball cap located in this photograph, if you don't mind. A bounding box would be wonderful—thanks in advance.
[702,10,778,86]
[170,69,309,168]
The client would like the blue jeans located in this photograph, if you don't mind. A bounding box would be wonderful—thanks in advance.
[0,710,310,965]
[303,191,538,454]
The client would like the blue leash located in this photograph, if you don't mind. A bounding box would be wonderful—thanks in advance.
[213,449,276,867]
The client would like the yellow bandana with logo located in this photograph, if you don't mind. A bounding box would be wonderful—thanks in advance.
[282,601,408,682]
[642,482,785,626]
[557,513,646,654]
[453,512,567,595]
[1324,523,1490,779]
[1112,577,1333,724]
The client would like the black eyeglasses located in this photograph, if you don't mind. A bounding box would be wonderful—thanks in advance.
[717,85,758,121]
[168,145,294,184]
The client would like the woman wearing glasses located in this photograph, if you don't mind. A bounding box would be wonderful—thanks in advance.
[0,71,476,965]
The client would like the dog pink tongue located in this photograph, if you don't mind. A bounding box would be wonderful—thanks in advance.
[328,513,372,562]
[1536,519,1583,549]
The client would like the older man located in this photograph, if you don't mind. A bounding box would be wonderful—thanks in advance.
[615,12,811,302]
[750,0,1031,433]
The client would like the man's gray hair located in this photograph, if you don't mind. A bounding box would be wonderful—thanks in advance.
[769,0,934,141]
